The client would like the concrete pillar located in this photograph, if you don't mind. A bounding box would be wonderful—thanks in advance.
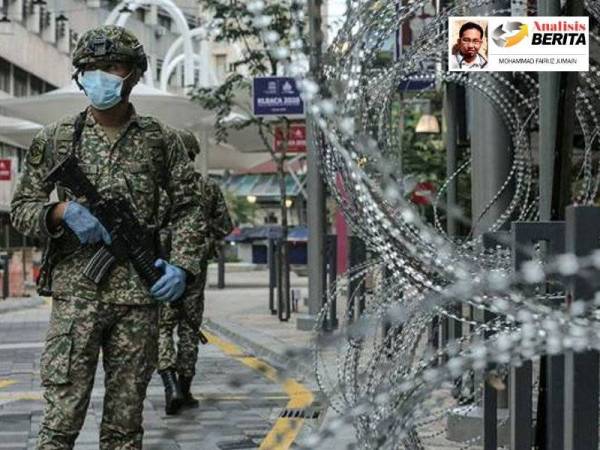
[470,0,513,236]
[470,75,514,235]
[8,0,22,23]
[56,18,70,54]
[42,11,56,44]
[26,4,41,34]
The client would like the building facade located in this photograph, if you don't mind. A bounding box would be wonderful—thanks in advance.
[0,0,244,248]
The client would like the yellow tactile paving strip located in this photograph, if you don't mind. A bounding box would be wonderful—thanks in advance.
[205,331,314,450]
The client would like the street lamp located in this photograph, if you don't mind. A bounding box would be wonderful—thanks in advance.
[246,195,257,204]
[415,113,440,134]
[285,198,293,208]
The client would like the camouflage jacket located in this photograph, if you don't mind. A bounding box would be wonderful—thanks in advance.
[198,177,233,240]
[10,107,207,305]
[158,175,232,262]
[198,177,233,259]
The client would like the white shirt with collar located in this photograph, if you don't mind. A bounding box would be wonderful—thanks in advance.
[450,53,488,70]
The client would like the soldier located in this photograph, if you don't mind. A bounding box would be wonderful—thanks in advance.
[10,26,207,449]
[157,130,233,415]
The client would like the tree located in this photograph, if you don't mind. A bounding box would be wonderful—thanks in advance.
[222,189,258,226]
[192,0,299,319]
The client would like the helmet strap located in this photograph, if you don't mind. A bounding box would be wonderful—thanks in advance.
[72,69,86,93]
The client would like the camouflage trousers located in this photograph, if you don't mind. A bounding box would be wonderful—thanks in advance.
[37,297,158,450]
[157,265,206,377]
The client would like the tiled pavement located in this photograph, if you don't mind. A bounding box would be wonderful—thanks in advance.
[0,303,294,450]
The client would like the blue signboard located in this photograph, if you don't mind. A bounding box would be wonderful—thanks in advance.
[252,77,305,117]
[398,73,436,92]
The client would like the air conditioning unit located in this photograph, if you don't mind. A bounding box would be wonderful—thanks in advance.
[154,25,167,38]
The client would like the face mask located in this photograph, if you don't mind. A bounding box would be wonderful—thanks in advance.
[79,69,131,110]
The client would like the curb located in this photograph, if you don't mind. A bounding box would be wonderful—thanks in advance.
[0,296,45,314]
[203,317,334,446]
[203,318,314,382]
[204,318,292,371]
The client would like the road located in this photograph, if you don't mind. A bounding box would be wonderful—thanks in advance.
[0,300,310,450]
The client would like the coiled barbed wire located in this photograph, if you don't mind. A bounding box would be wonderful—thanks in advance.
[238,0,600,448]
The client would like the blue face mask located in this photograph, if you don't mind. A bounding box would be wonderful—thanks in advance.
[79,69,130,110]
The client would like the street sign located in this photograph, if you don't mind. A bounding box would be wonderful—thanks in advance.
[410,181,436,205]
[252,77,304,117]
[0,159,11,181]
[273,124,306,153]
[398,72,436,91]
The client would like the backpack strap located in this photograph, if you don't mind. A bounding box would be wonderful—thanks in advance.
[51,111,87,200]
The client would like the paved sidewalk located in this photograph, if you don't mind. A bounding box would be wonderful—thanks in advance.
[0,299,296,450]
[0,296,44,315]
[203,266,358,449]
[1,266,355,448]
[205,266,320,376]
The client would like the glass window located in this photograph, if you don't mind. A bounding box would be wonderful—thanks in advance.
[0,57,10,94]
[13,66,28,97]
[30,75,43,96]
[158,14,171,31]
[215,54,227,82]
[156,58,163,83]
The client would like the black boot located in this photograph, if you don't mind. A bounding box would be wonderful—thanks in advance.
[179,375,199,408]
[160,370,183,415]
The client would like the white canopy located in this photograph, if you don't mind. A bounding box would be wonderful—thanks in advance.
[0,114,43,149]
[200,112,270,154]
[0,84,272,170]
[0,82,213,129]
[206,141,271,171]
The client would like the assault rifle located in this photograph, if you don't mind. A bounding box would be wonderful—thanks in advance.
[44,154,208,345]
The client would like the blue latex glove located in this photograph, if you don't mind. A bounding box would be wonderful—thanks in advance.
[151,259,187,303]
[62,202,112,245]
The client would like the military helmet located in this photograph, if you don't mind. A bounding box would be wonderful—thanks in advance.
[177,130,201,160]
[73,25,148,73]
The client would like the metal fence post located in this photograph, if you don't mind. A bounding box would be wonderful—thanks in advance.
[481,231,511,450]
[511,222,565,450]
[564,206,600,450]
[348,235,366,322]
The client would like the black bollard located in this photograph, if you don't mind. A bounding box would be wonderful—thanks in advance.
[217,243,226,289]
[268,238,277,315]
[1,253,9,299]
[348,236,367,322]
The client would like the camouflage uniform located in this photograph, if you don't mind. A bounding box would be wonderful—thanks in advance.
[10,26,206,450]
[158,131,232,379]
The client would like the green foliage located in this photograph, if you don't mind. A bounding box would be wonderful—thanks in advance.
[401,110,446,183]
[222,188,258,226]
[386,98,472,228]
[191,0,297,146]
[204,0,293,75]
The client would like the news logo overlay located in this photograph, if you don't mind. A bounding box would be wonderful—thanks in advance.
[449,16,589,72]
